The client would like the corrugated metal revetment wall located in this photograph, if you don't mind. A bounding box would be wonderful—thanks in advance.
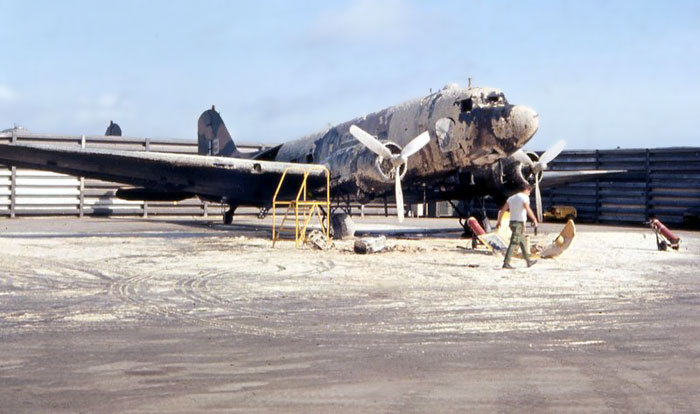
[2,131,699,227]
[0,131,263,218]
[540,148,700,226]
[0,130,402,219]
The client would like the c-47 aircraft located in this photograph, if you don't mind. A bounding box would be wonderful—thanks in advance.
[0,83,612,234]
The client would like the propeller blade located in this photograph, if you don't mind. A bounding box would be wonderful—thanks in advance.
[511,149,534,167]
[537,139,566,167]
[349,126,427,223]
[400,131,431,159]
[535,180,543,222]
[395,167,404,223]
[349,125,393,159]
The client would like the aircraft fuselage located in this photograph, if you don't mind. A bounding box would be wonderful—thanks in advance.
[273,84,538,201]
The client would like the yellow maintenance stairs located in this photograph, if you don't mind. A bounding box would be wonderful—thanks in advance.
[271,165,330,248]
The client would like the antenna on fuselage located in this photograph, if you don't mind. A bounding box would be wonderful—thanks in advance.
[468,77,472,88]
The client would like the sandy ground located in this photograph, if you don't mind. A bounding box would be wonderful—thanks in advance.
[0,216,699,413]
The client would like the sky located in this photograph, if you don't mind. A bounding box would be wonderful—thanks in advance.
[1,0,699,150]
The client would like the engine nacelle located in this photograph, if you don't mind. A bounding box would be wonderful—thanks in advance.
[460,154,537,203]
[350,141,407,193]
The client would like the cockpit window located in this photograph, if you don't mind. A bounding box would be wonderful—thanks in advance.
[458,90,507,112]
[486,92,507,105]
[459,98,473,113]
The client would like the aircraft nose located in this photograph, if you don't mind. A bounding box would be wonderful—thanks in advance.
[509,105,539,146]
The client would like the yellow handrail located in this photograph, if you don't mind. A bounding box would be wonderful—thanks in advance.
[272,165,330,248]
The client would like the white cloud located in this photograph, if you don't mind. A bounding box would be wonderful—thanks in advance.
[72,93,134,129]
[97,93,119,108]
[310,0,414,44]
[0,84,20,103]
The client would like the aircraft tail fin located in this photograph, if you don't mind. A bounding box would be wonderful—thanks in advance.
[105,121,122,136]
[197,106,239,157]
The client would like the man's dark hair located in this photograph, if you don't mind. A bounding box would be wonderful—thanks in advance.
[522,183,532,191]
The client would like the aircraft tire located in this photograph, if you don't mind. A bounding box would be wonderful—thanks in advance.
[223,207,235,225]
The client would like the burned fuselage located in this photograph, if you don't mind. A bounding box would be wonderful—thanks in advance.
[274,84,539,202]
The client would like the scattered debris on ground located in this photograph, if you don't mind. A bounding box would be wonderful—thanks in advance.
[354,236,390,254]
[305,229,333,250]
[647,218,681,251]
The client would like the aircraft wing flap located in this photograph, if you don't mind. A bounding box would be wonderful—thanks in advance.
[0,143,327,205]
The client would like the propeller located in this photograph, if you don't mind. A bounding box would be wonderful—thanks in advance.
[512,139,566,222]
[349,125,431,222]
[511,149,534,167]
[537,139,566,171]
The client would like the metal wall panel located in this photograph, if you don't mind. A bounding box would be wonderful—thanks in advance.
[0,132,222,217]
[0,131,397,219]
[2,129,697,227]
[541,148,700,226]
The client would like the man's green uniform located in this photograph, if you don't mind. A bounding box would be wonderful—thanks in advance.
[500,190,536,268]
[504,222,530,265]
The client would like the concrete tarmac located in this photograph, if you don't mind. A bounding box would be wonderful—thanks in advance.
[1,216,699,413]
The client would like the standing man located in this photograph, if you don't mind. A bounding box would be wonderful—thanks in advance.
[496,184,539,269]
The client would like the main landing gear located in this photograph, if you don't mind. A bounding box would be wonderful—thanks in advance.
[326,196,356,239]
[223,205,236,225]
[450,198,492,238]
[330,212,356,239]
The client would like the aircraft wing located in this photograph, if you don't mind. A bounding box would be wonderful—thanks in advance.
[0,142,327,205]
[540,169,626,188]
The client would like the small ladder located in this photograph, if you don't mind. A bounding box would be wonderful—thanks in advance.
[271,166,330,248]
